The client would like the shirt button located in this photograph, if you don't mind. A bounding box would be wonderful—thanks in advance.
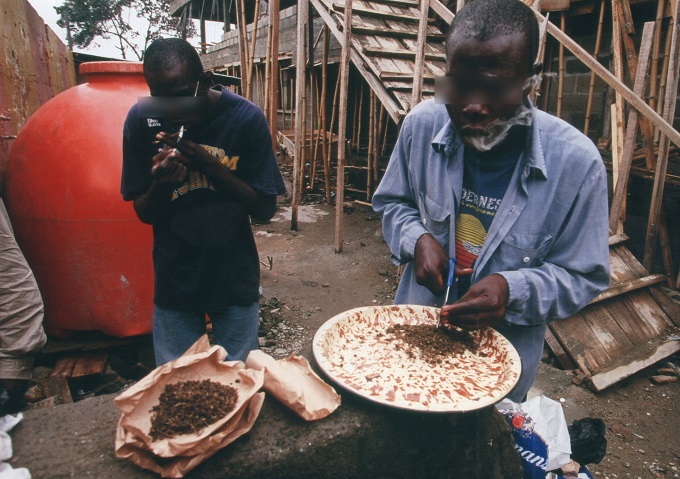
[523,257,530,263]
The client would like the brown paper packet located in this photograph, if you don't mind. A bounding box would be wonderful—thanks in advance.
[115,340,264,458]
[114,335,266,476]
[246,349,341,421]
[115,392,265,479]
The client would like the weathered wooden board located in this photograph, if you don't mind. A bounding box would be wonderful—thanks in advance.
[548,243,680,391]
[0,0,76,193]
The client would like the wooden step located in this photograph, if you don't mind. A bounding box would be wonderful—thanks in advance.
[362,46,446,61]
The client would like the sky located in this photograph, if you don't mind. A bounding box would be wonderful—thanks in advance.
[27,0,223,60]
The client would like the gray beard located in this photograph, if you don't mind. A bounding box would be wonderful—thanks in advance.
[466,104,534,152]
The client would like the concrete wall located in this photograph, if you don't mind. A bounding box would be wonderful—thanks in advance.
[0,0,77,195]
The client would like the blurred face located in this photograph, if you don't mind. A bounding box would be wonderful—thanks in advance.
[443,30,535,152]
[144,62,209,128]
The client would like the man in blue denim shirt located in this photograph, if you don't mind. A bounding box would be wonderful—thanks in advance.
[372,0,610,401]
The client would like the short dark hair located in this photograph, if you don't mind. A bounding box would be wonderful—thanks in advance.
[143,38,203,79]
[447,0,539,70]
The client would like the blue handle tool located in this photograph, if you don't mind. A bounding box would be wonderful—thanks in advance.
[436,258,455,329]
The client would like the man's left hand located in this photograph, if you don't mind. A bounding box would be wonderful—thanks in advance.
[155,131,219,174]
[439,273,509,330]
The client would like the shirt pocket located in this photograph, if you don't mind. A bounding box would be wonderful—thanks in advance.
[495,232,553,270]
[418,192,451,246]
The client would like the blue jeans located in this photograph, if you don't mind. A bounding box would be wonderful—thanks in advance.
[153,302,259,366]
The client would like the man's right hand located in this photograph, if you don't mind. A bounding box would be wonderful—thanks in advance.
[414,233,449,295]
[151,148,188,183]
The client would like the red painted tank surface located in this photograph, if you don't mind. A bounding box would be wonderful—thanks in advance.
[6,62,153,338]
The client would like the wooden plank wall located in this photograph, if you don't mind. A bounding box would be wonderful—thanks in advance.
[0,0,76,195]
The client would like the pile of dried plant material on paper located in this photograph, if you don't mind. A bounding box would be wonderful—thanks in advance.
[114,336,265,478]
[383,324,480,365]
[149,379,239,441]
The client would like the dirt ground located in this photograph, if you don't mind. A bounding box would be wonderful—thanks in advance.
[254,201,680,479]
[11,200,680,479]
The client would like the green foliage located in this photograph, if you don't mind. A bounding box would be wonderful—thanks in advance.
[55,0,196,60]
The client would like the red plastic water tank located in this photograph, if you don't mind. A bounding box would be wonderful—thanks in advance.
[6,61,153,338]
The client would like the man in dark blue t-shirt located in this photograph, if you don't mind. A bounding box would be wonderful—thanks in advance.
[121,38,286,365]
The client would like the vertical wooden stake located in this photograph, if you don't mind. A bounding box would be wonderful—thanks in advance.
[280,69,287,131]
[648,0,666,114]
[356,85,364,152]
[376,104,385,182]
[336,0,353,253]
[541,40,554,112]
[327,71,341,167]
[644,0,680,271]
[292,0,309,230]
[655,16,674,141]
[584,0,606,136]
[246,0,261,100]
[270,0,280,151]
[235,0,249,95]
[556,12,566,118]
[611,0,625,156]
[367,90,375,201]
[610,103,624,235]
[411,0,430,109]
[264,24,272,121]
[610,22,655,235]
[321,26,331,205]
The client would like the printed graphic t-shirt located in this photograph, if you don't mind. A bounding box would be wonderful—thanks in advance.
[121,87,286,311]
[455,146,520,296]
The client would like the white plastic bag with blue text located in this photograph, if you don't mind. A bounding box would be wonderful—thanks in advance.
[496,395,572,479]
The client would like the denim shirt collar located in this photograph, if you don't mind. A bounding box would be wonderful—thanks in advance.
[431,104,548,181]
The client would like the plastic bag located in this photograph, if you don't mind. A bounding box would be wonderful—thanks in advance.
[568,418,606,465]
[496,396,572,479]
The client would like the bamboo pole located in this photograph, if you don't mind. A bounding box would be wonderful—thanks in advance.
[292,0,309,230]
[556,12,566,118]
[612,0,626,161]
[356,85,364,152]
[411,0,431,109]
[335,0,353,253]
[351,82,359,149]
[300,82,307,199]
[376,104,385,182]
[235,0,249,94]
[617,0,658,169]
[269,0,280,151]
[280,69,286,131]
[246,0,261,100]
[610,103,624,234]
[655,16,674,141]
[648,0,666,114]
[264,23,272,121]
[644,0,680,271]
[311,68,321,190]
[367,90,375,202]
[381,107,390,156]
[541,40,554,111]
[610,22,655,234]
[327,71,341,166]
[584,0,606,136]
[321,26,331,205]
